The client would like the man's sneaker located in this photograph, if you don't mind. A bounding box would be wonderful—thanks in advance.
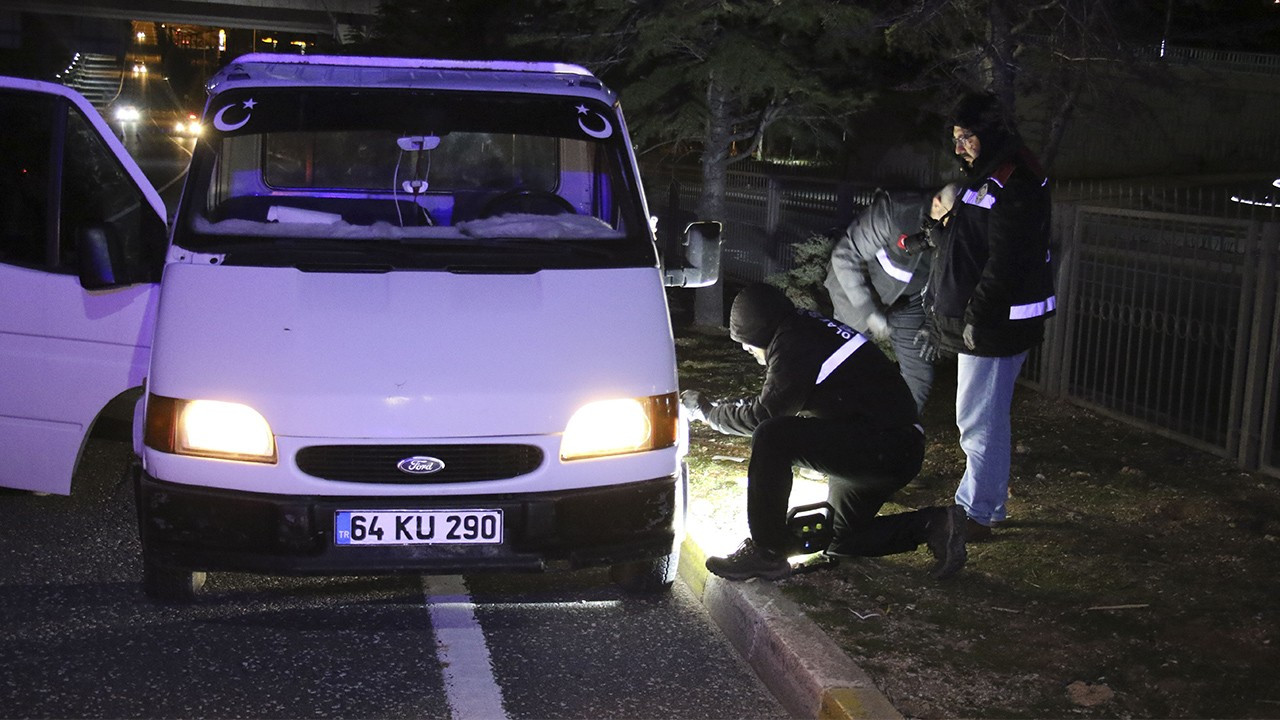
[705,538,791,581]
[926,505,968,579]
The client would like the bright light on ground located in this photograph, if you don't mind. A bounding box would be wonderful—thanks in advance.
[687,469,830,557]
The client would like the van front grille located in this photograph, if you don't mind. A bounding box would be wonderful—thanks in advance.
[295,444,544,484]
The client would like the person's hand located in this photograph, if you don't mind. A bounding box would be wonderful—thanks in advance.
[865,311,891,341]
[913,327,939,363]
[680,389,712,423]
[963,323,977,351]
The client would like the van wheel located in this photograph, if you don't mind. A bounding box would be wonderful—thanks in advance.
[142,558,206,603]
[610,551,678,595]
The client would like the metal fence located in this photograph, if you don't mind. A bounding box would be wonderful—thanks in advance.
[647,166,876,284]
[644,168,1280,478]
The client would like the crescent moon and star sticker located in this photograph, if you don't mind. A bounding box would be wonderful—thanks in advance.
[212,98,257,132]
[576,104,613,140]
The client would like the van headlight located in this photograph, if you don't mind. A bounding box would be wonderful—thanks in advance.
[144,394,277,463]
[560,393,679,461]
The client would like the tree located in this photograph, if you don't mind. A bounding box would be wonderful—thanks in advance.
[519,1,884,324]
[876,0,1164,172]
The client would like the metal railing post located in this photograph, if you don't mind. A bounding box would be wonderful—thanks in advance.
[1239,221,1280,471]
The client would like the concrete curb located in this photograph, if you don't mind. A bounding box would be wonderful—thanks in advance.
[679,531,903,720]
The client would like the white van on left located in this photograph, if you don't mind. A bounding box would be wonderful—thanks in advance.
[0,76,167,494]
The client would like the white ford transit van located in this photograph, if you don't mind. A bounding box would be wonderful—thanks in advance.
[0,55,721,601]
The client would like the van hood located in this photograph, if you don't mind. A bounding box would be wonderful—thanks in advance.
[148,264,675,438]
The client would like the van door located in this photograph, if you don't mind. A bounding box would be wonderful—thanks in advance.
[0,77,166,494]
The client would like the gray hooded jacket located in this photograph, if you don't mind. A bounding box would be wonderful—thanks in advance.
[824,189,932,332]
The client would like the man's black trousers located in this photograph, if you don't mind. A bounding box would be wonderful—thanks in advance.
[746,416,930,556]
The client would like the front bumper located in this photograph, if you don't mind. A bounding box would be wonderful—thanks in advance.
[135,468,681,575]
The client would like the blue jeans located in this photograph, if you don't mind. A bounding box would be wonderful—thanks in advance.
[954,352,1027,526]
[886,294,933,413]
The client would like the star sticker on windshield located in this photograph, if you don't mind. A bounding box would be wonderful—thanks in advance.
[576,104,588,115]
[243,99,257,110]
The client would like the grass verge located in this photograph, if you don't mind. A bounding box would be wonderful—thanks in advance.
[677,328,1280,719]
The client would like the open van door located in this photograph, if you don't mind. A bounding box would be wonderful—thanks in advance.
[0,76,166,494]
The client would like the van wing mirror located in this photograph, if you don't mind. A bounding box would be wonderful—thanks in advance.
[663,221,722,288]
[77,226,124,290]
[77,219,164,290]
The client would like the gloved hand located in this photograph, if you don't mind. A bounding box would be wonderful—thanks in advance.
[680,389,712,423]
[865,311,891,341]
[963,323,977,351]
[913,327,940,363]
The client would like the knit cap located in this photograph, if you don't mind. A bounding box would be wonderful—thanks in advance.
[728,283,794,348]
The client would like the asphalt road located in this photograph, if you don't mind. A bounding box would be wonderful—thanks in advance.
[0,428,787,719]
[107,61,198,218]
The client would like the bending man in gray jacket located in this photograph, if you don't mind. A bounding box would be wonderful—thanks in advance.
[824,185,957,411]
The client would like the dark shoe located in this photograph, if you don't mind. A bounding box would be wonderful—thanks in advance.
[926,505,968,579]
[705,538,791,581]
[823,539,859,558]
[965,517,994,542]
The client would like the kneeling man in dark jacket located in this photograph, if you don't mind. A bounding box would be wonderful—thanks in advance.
[682,283,966,581]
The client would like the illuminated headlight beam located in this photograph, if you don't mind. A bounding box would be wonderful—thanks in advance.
[560,393,678,461]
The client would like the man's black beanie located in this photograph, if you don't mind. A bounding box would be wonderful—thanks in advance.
[948,91,1018,165]
[729,283,794,348]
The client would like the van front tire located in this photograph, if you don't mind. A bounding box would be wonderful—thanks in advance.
[143,558,206,603]
[610,550,678,594]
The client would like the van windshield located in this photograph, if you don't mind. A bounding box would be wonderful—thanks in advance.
[176,88,655,269]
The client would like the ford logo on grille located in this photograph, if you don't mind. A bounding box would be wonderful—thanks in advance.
[397,456,446,475]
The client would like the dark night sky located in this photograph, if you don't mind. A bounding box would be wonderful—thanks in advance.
[1155,0,1280,51]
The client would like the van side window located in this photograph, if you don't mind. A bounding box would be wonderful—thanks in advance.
[59,106,165,274]
[0,89,54,268]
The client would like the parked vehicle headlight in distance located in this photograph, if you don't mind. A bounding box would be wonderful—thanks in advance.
[560,393,679,461]
[144,395,277,463]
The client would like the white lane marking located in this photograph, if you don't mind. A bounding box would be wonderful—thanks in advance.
[422,575,509,720]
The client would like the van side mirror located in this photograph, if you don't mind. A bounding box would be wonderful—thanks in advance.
[76,206,167,290]
[77,226,124,290]
[663,221,722,288]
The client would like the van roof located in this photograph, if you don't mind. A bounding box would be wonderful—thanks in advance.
[206,54,613,101]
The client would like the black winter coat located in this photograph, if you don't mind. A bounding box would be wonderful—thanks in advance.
[705,303,919,438]
[929,144,1056,357]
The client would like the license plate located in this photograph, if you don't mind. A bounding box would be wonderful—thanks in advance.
[334,510,503,546]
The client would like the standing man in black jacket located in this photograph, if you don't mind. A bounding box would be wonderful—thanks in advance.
[681,283,966,581]
[825,184,958,412]
[926,92,1056,541]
